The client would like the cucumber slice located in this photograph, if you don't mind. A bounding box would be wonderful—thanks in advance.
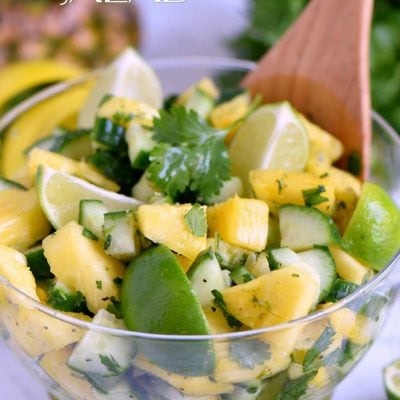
[230,266,255,285]
[131,174,156,203]
[24,245,54,280]
[103,210,140,261]
[68,309,136,394]
[126,122,155,170]
[298,246,337,302]
[0,176,26,191]
[79,199,108,240]
[185,87,216,119]
[279,204,341,251]
[209,176,244,204]
[187,249,228,306]
[325,278,359,302]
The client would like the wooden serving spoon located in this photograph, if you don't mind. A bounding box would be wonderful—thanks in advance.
[242,0,373,178]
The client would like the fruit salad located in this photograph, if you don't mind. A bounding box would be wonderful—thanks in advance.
[0,49,399,400]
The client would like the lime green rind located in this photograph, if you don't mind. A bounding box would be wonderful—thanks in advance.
[384,360,400,400]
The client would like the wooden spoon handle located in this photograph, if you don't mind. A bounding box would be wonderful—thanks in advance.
[242,0,373,178]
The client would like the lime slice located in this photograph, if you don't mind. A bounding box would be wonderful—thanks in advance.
[36,165,142,229]
[229,102,309,192]
[78,48,162,128]
[384,359,400,400]
[341,182,400,271]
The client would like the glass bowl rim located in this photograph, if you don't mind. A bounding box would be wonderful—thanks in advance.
[0,56,399,341]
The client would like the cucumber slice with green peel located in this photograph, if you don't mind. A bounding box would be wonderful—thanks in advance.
[184,88,216,119]
[384,359,400,400]
[68,309,136,394]
[0,176,26,191]
[325,278,359,302]
[279,204,341,251]
[208,176,244,204]
[79,199,108,240]
[24,246,54,280]
[126,122,155,170]
[230,266,255,285]
[92,117,127,150]
[103,210,140,261]
[187,249,227,306]
[298,246,337,302]
[131,174,156,203]
[121,245,214,376]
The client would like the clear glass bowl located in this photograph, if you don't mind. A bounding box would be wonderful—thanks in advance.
[0,58,399,400]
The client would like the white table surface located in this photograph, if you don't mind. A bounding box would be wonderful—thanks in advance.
[0,1,399,399]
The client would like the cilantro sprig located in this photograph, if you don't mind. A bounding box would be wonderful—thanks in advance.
[147,106,230,203]
[302,185,329,207]
[185,204,207,236]
[230,339,271,369]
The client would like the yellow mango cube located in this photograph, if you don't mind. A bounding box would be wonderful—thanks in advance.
[137,204,207,261]
[221,266,319,329]
[43,221,124,313]
[0,189,51,250]
[28,148,119,192]
[249,170,335,216]
[207,196,269,251]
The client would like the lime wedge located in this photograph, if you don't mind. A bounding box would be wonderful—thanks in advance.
[36,165,142,229]
[229,102,309,192]
[341,182,400,271]
[78,48,162,128]
[384,359,400,400]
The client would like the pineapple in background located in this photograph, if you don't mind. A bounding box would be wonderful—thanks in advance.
[0,0,140,68]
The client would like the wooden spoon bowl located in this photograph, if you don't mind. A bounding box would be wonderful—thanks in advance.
[242,0,373,178]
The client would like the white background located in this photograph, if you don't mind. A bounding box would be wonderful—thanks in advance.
[0,1,399,399]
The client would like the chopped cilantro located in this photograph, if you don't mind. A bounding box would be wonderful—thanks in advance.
[302,185,329,207]
[184,204,207,236]
[211,289,243,328]
[96,280,103,290]
[303,325,336,371]
[230,339,271,369]
[47,281,88,313]
[106,296,122,319]
[277,370,318,400]
[147,106,230,203]
[347,151,362,176]
[276,178,285,194]
[113,277,123,287]
[82,227,98,241]
[99,354,122,374]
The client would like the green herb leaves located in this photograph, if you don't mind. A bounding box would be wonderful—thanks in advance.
[185,204,207,236]
[302,185,328,207]
[212,289,243,328]
[147,106,230,203]
[230,339,271,369]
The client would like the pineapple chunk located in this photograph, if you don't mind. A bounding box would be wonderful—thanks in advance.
[137,204,207,261]
[298,113,344,164]
[0,244,38,303]
[177,77,220,105]
[174,254,193,273]
[207,196,269,251]
[329,245,372,284]
[0,189,51,250]
[13,307,89,357]
[43,221,124,313]
[249,170,335,216]
[220,266,319,329]
[28,148,119,192]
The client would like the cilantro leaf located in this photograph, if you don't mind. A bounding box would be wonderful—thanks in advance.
[185,204,207,236]
[99,354,122,374]
[147,106,230,203]
[230,339,271,369]
[302,185,329,207]
[303,325,336,371]
[277,370,318,400]
[211,289,243,328]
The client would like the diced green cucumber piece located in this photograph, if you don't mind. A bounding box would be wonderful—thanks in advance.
[279,205,341,251]
[298,246,337,302]
[24,246,54,280]
[209,176,244,204]
[103,210,139,261]
[126,122,155,170]
[131,174,156,203]
[68,309,136,393]
[208,237,250,270]
[185,88,215,119]
[230,266,255,285]
[187,249,228,306]
[245,252,270,278]
[0,176,26,192]
[92,117,126,150]
[46,279,87,312]
[325,278,359,302]
[79,199,107,240]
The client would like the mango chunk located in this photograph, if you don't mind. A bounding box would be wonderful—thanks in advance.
[28,148,119,192]
[221,266,318,329]
[249,170,335,216]
[329,246,372,285]
[0,189,51,250]
[207,196,269,251]
[43,221,124,313]
[137,204,207,261]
